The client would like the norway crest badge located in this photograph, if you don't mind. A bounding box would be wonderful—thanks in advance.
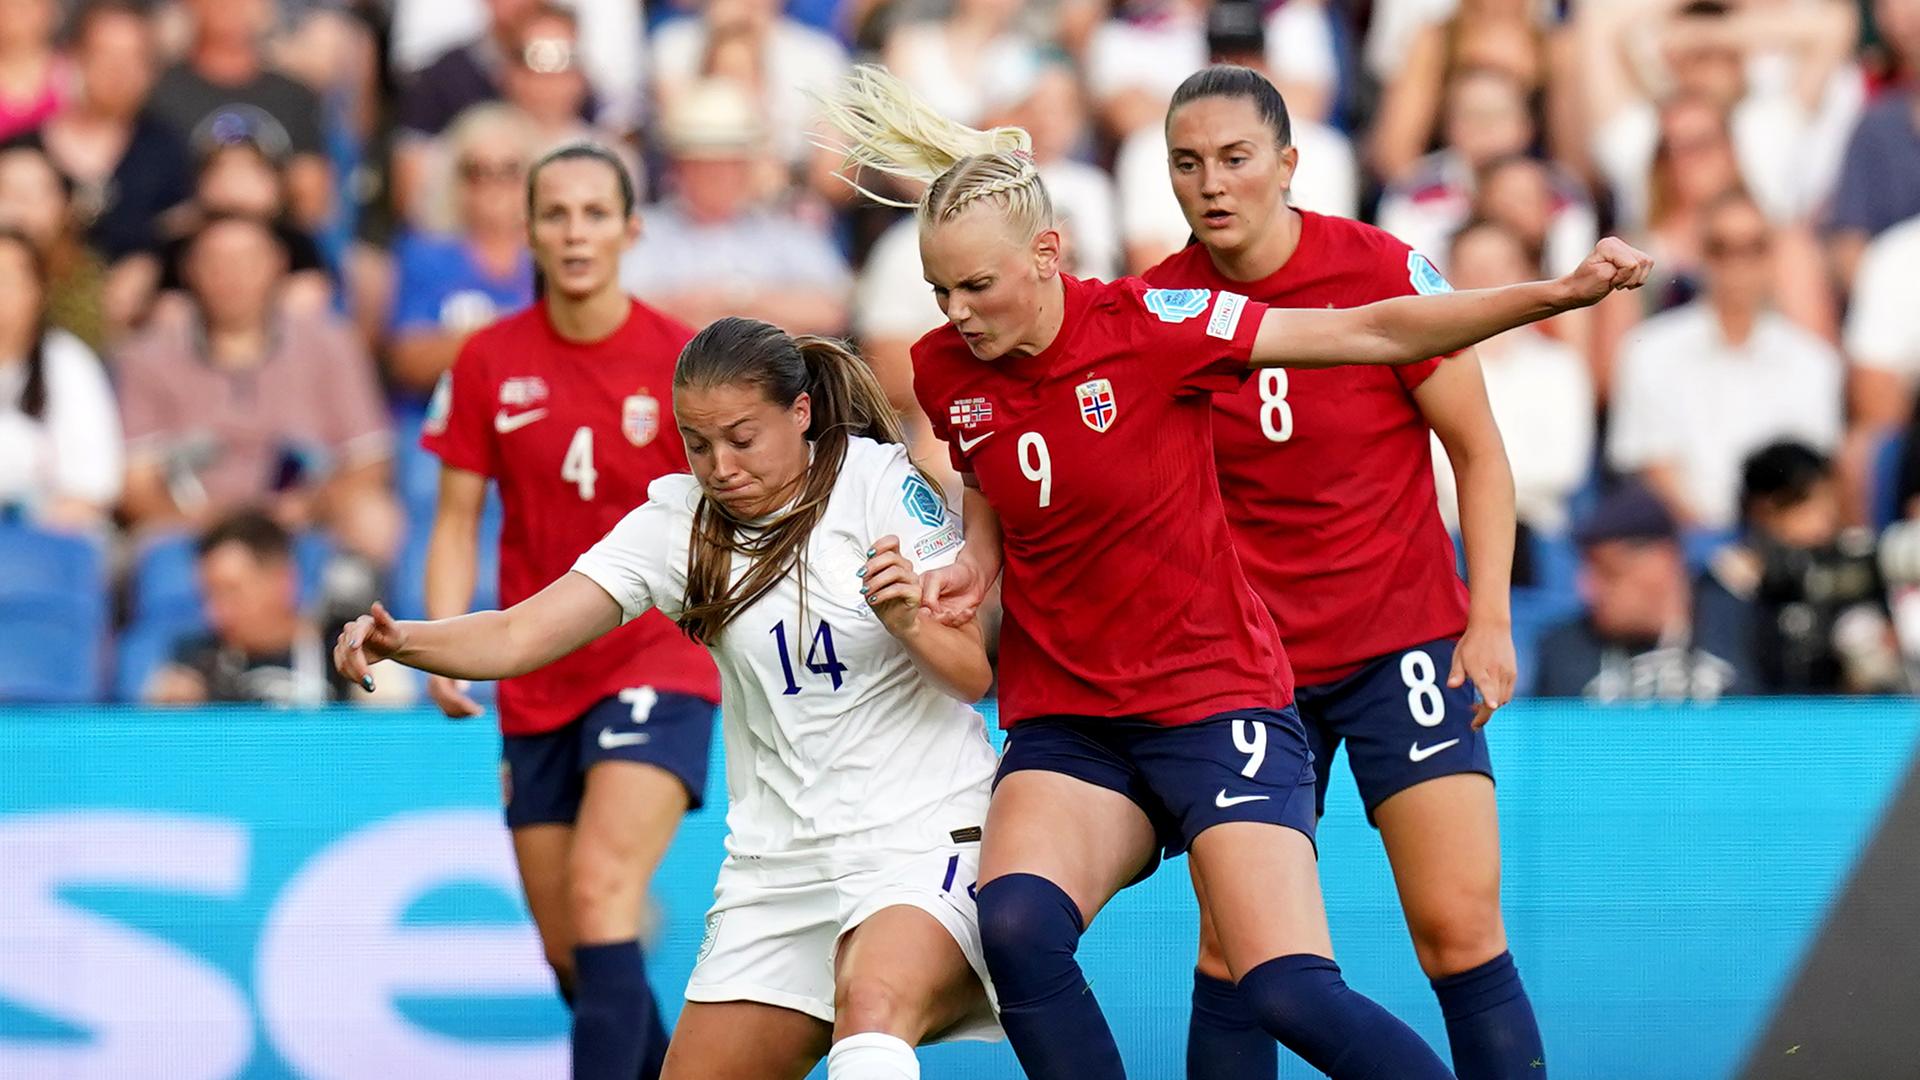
[622,393,660,446]
[1076,378,1117,432]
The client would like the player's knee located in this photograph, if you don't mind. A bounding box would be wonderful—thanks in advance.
[834,974,907,1035]
[1235,953,1347,1044]
[566,847,644,929]
[1406,901,1506,979]
[975,874,1084,1004]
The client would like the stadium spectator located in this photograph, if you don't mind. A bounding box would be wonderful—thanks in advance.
[1842,210,1920,509]
[1827,0,1920,287]
[1609,190,1843,531]
[1713,441,1906,693]
[0,144,112,351]
[1115,0,1357,272]
[151,137,333,318]
[117,214,399,567]
[384,104,535,396]
[1613,94,1835,341]
[1084,0,1207,140]
[1581,0,1861,230]
[1375,66,1596,278]
[1367,0,1583,184]
[882,0,1033,128]
[145,510,407,706]
[650,0,849,169]
[28,0,190,268]
[619,79,850,335]
[395,0,548,139]
[0,0,66,143]
[151,0,334,232]
[1534,482,1761,700]
[992,51,1120,280]
[1432,219,1593,542]
[388,0,640,130]
[0,228,121,531]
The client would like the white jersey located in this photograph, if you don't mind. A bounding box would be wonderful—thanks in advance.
[572,437,997,859]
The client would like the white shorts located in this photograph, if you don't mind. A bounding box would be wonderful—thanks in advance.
[685,843,1001,1043]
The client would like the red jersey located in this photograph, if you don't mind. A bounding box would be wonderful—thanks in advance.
[1144,212,1470,685]
[914,274,1291,728]
[421,299,719,735]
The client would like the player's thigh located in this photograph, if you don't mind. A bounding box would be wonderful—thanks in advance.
[834,903,986,1043]
[1373,772,1508,977]
[569,761,691,942]
[1335,638,1493,825]
[660,1001,829,1080]
[978,768,1157,922]
[1189,821,1333,980]
[509,824,575,974]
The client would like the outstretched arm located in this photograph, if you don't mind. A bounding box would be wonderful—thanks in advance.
[334,573,623,690]
[1249,238,1654,370]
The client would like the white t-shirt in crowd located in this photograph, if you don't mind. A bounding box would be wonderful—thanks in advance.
[620,202,852,301]
[1116,119,1359,268]
[854,216,945,344]
[572,437,998,858]
[1845,213,1920,379]
[886,22,1037,128]
[1431,328,1593,535]
[650,17,848,164]
[1084,12,1206,109]
[0,330,123,514]
[1608,303,1843,529]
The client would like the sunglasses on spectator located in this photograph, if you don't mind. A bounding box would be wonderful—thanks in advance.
[1703,235,1770,259]
[460,159,526,183]
[521,38,576,74]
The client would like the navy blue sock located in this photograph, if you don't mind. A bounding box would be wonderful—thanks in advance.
[571,940,661,1080]
[1239,954,1454,1080]
[1188,969,1276,1080]
[976,874,1126,1080]
[1431,952,1545,1079]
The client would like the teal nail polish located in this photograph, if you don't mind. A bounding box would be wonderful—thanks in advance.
[856,567,866,578]
[859,586,868,595]
[866,548,875,557]
[360,675,375,692]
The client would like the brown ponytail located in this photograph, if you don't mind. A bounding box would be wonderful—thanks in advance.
[675,317,924,644]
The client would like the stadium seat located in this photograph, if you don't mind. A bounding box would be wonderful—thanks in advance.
[0,526,107,702]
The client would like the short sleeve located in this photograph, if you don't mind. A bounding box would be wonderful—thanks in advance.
[1122,279,1268,396]
[864,443,965,572]
[115,336,172,464]
[44,334,123,505]
[420,336,499,478]
[1845,228,1920,376]
[570,485,686,622]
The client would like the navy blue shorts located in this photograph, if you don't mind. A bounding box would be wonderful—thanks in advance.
[1295,637,1494,825]
[995,706,1318,879]
[500,689,717,830]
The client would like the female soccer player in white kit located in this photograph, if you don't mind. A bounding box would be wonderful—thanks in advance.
[335,316,1000,1080]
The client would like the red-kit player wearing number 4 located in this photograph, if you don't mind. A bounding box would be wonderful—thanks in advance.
[416,145,717,1080]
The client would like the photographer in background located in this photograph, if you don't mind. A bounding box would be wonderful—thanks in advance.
[1714,441,1907,693]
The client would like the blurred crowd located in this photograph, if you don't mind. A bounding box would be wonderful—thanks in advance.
[2,0,1920,706]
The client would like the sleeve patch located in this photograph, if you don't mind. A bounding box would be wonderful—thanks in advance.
[1143,288,1213,323]
[422,371,453,436]
[1408,252,1453,296]
[901,472,949,529]
[913,520,964,562]
[1205,291,1248,341]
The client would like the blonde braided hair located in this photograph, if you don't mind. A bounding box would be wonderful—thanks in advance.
[814,64,1055,239]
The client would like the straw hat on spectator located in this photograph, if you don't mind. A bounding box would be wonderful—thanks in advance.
[662,78,765,159]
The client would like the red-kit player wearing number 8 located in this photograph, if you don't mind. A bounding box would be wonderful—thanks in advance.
[417,144,718,1080]
[820,65,1652,1080]
[1146,66,1542,1080]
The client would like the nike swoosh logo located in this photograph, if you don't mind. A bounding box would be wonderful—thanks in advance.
[1408,739,1460,763]
[598,729,650,750]
[955,429,996,453]
[1215,790,1271,808]
[494,408,549,434]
